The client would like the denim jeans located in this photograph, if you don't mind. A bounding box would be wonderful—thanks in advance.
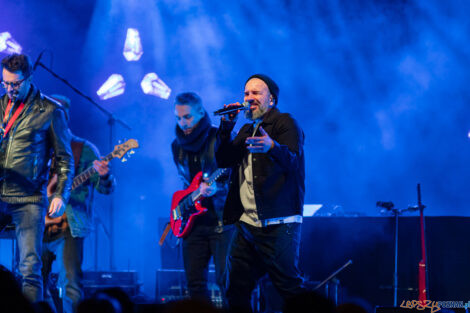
[225,222,307,313]
[42,227,84,313]
[3,202,46,302]
[182,225,234,302]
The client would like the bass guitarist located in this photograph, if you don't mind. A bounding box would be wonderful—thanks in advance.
[41,95,116,313]
[171,92,233,303]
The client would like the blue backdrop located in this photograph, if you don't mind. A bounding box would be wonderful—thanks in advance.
[1,0,469,301]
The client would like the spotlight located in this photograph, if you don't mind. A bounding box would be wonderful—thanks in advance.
[97,74,126,100]
[123,28,143,61]
[0,32,22,54]
[140,73,171,99]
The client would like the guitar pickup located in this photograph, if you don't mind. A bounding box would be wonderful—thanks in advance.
[172,206,182,220]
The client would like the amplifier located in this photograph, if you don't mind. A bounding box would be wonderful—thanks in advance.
[82,271,140,297]
[155,269,188,301]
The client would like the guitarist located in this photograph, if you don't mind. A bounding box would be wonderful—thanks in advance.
[171,92,233,303]
[41,95,116,313]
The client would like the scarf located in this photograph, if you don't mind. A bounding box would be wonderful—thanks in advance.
[175,111,212,152]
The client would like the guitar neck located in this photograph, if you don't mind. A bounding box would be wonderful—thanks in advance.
[71,152,113,190]
[191,168,227,201]
[206,169,225,186]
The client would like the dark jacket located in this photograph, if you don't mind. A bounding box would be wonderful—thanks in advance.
[0,86,74,204]
[216,107,305,225]
[172,126,229,228]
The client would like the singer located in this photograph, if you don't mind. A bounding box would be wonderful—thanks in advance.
[215,74,307,312]
[0,53,74,302]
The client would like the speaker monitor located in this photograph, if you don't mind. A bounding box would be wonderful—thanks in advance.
[82,271,140,297]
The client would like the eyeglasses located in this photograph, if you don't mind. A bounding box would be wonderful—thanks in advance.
[1,77,27,89]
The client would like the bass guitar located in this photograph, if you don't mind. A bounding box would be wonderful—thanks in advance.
[45,139,139,228]
[170,168,228,238]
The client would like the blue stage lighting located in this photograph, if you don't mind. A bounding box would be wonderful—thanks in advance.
[140,72,171,99]
[97,74,126,100]
[0,32,22,54]
[123,28,143,61]
[303,204,323,217]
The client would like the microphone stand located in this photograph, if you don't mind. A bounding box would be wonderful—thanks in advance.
[36,62,131,131]
[314,260,353,305]
[377,202,418,306]
[36,61,131,270]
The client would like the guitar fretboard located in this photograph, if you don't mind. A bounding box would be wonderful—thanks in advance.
[71,153,114,190]
[191,168,228,201]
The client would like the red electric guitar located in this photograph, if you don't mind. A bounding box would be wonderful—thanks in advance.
[170,168,228,238]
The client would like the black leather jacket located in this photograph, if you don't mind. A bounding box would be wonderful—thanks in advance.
[216,107,305,225]
[0,86,74,204]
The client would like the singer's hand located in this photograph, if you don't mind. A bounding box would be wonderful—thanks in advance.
[221,103,241,123]
[245,126,274,153]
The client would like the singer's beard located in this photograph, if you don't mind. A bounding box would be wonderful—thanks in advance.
[245,105,268,121]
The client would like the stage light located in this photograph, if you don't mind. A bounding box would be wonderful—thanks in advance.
[468,130,470,139]
[140,72,171,99]
[0,32,22,54]
[97,74,126,100]
[123,28,143,61]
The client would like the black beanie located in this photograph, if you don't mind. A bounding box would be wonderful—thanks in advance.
[245,74,279,105]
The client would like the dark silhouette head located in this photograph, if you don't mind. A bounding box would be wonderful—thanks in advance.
[283,291,337,313]
[0,265,35,313]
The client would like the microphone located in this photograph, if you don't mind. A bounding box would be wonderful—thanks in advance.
[33,51,45,71]
[213,101,251,116]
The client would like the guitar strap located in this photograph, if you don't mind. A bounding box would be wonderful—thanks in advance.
[201,128,217,174]
[174,143,190,187]
[49,140,84,176]
[175,127,217,184]
[71,140,84,171]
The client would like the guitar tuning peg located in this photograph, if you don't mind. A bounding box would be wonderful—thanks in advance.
[129,150,135,155]
[121,158,127,163]
[126,152,132,158]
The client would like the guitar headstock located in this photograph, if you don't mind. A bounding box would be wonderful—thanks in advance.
[112,139,139,161]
